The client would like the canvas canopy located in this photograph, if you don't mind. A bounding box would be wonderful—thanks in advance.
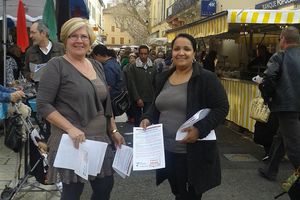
[166,9,300,41]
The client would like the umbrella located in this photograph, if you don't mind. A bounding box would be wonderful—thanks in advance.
[16,0,29,53]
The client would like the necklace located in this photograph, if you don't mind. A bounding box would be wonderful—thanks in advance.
[64,54,95,79]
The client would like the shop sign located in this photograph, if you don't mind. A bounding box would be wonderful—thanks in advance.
[201,0,216,16]
[255,0,300,9]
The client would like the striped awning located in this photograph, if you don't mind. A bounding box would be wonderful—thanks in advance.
[228,9,300,24]
[165,9,300,40]
[166,11,228,42]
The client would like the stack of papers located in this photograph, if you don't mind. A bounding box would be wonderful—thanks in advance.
[176,108,216,141]
[54,134,108,180]
[112,145,133,178]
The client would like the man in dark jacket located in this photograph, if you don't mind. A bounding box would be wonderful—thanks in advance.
[24,21,64,83]
[258,26,300,181]
[128,45,157,126]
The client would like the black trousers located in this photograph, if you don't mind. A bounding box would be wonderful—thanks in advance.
[262,112,300,176]
[165,151,202,200]
[61,176,114,200]
[133,101,152,127]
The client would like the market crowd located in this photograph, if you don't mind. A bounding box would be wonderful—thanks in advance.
[1,17,299,200]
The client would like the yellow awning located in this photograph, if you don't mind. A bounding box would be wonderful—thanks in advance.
[166,9,300,41]
[228,9,300,24]
[166,12,228,42]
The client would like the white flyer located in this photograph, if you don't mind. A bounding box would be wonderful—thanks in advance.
[133,124,165,171]
[176,108,216,141]
[112,145,133,178]
[54,134,108,177]
[75,147,89,180]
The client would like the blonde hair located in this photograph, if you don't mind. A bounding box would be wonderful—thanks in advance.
[60,17,96,45]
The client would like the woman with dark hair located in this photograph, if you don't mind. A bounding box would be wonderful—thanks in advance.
[140,33,229,199]
[203,50,217,72]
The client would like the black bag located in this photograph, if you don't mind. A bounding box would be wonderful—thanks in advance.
[112,90,130,116]
[4,113,24,153]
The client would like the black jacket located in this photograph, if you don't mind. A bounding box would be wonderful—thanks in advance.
[143,62,229,194]
[260,45,300,112]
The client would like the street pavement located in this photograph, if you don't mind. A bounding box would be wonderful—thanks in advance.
[0,114,293,200]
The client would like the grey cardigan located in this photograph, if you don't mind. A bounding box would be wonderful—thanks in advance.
[37,56,112,127]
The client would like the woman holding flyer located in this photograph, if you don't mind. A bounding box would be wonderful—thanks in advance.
[37,18,124,200]
[140,33,229,200]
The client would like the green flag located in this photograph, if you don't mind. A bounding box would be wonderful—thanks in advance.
[43,0,57,41]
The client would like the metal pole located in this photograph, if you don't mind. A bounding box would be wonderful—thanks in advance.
[2,0,7,86]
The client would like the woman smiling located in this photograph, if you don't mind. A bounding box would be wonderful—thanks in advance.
[140,33,229,199]
[37,18,124,200]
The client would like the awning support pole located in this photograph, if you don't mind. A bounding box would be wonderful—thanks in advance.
[2,0,7,86]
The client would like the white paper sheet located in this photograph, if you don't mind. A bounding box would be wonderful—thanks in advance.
[112,145,133,178]
[54,134,108,177]
[133,124,165,171]
[29,62,47,81]
[75,147,89,180]
[176,108,216,141]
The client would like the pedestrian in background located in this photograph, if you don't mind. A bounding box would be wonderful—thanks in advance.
[37,18,124,200]
[258,26,300,181]
[140,33,229,200]
[123,53,137,124]
[92,44,123,101]
[25,20,64,84]
[128,45,157,127]
[203,50,217,72]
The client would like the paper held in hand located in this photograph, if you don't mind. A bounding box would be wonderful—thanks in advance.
[133,124,165,171]
[54,134,108,180]
[176,108,216,141]
[112,145,133,178]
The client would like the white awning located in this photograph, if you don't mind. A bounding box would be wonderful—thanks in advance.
[0,14,42,22]
[228,9,300,24]
[0,0,45,21]
[148,37,168,46]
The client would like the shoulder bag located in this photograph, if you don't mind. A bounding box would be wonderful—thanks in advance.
[112,90,130,116]
[250,96,270,123]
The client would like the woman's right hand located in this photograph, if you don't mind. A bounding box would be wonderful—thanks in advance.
[66,126,86,149]
[140,119,151,129]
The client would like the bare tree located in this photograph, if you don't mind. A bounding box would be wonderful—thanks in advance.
[108,0,150,44]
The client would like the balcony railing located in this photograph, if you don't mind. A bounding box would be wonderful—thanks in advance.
[167,0,196,19]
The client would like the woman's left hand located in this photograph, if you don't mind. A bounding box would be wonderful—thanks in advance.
[111,131,125,148]
[180,126,199,143]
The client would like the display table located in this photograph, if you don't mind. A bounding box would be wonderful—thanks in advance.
[220,77,260,132]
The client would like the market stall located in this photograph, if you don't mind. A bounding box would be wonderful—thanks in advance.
[165,9,300,132]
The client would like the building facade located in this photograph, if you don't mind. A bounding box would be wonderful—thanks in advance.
[87,0,105,44]
[103,5,136,48]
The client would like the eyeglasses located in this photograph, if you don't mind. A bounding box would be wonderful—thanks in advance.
[68,34,90,41]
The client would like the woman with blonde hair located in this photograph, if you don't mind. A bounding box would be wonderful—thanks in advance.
[37,17,124,200]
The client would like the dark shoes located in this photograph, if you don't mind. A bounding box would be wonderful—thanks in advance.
[258,168,277,181]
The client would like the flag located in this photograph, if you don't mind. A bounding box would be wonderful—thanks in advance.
[70,0,89,19]
[16,0,29,52]
[56,0,70,41]
[43,0,57,41]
